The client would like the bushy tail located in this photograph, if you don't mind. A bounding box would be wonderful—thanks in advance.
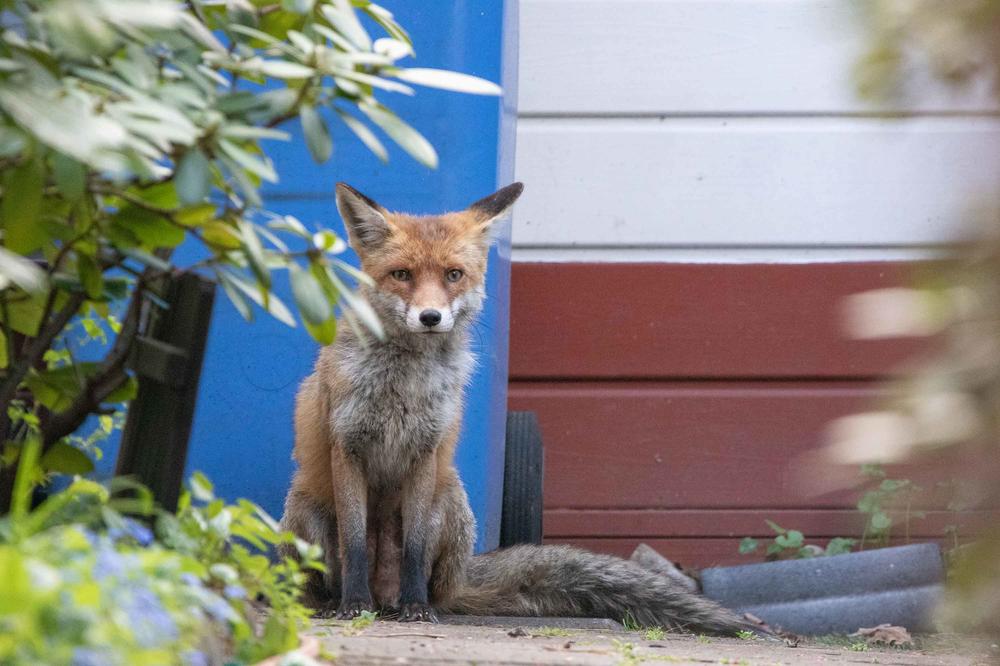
[440,544,752,636]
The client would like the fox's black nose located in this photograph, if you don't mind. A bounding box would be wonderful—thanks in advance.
[419,309,442,327]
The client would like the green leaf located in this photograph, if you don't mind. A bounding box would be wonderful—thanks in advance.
[218,269,253,322]
[268,215,309,238]
[325,264,382,339]
[0,126,26,157]
[870,511,893,531]
[360,103,437,168]
[363,4,412,47]
[25,364,98,411]
[301,105,333,163]
[175,204,218,227]
[202,221,243,250]
[190,471,215,502]
[282,0,315,13]
[764,519,786,535]
[857,492,879,514]
[220,125,291,141]
[320,1,372,50]
[222,269,296,327]
[6,290,48,336]
[51,153,86,201]
[77,253,103,299]
[289,263,330,324]
[825,537,856,556]
[2,158,46,253]
[111,206,185,249]
[236,218,270,291]
[118,246,172,272]
[0,246,48,293]
[256,59,315,80]
[303,315,336,345]
[335,108,387,162]
[40,441,94,475]
[738,537,758,554]
[219,139,278,183]
[313,229,346,253]
[105,375,138,403]
[393,68,502,96]
[176,149,212,204]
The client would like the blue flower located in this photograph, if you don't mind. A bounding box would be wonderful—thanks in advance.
[121,586,178,648]
[202,594,235,623]
[180,573,204,588]
[71,647,112,666]
[108,518,154,547]
[223,584,246,600]
[92,543,126,580]
[182,649,209,666]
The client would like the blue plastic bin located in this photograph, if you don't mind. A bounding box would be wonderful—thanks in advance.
[181,2,519,552]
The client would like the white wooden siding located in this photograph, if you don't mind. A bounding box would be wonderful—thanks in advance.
[512,0,1000,262]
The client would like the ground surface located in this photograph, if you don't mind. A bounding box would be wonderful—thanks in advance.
[301,616,998,666]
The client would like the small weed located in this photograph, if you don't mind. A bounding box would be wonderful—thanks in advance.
[621,611,641,632]
[849,641,869,652]
[344,610,377,634]
[532,626,574,638]
[696,634,711,644]
[613,639,641,666]
[736,630,756,641]
[643,627,665,641]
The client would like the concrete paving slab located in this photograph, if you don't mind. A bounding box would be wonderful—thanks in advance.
[305,618,997,666]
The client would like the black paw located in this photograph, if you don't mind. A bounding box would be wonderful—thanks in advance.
[398,602,438,623]
[336,598,375,619]
[312,601,340,619]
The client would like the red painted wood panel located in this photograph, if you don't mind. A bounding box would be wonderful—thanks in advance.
[509,262,927,380]
[544,509,988,539]
[506,261,975,569]
[508,381,893,509]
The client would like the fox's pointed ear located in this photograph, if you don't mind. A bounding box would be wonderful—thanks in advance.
[336,182,392,252]
[468,182,524,234]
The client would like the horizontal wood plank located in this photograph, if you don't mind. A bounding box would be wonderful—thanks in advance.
[519,0,999,115]
[509,262,925,379]
[508,382,967,510]
[546,537,958,569]
[545,509,990,539]
[513,117,1000,248]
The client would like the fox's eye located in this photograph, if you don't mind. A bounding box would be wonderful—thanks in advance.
[446,269,464,283]
[390,269,411,281]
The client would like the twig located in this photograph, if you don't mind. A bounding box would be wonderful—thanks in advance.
[265,78,314,128]
[379,633,446,639]
[0,296,16,367]
[0,292,86,411]
[39,280,144,451]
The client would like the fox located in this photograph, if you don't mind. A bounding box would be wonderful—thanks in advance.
[278,182,753,634]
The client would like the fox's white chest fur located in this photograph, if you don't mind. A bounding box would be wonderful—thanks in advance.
[330,334,475,488]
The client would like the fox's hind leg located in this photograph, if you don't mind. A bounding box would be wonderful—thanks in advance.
[279,488,341,614]
[427,469,475,607]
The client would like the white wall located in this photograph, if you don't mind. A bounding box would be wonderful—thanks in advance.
[512,0,1000,263]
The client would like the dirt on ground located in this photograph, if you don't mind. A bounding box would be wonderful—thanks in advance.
[300,616,999,666]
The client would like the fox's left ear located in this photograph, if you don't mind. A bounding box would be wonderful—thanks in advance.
[468,182,524,236]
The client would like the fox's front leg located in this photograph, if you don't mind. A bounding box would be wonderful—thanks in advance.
[331,445,374,619]
[398,455,437,622]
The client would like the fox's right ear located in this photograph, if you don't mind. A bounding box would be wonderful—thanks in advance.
[335,182,392,252]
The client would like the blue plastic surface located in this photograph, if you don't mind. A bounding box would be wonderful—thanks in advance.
[179,2,518,552]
